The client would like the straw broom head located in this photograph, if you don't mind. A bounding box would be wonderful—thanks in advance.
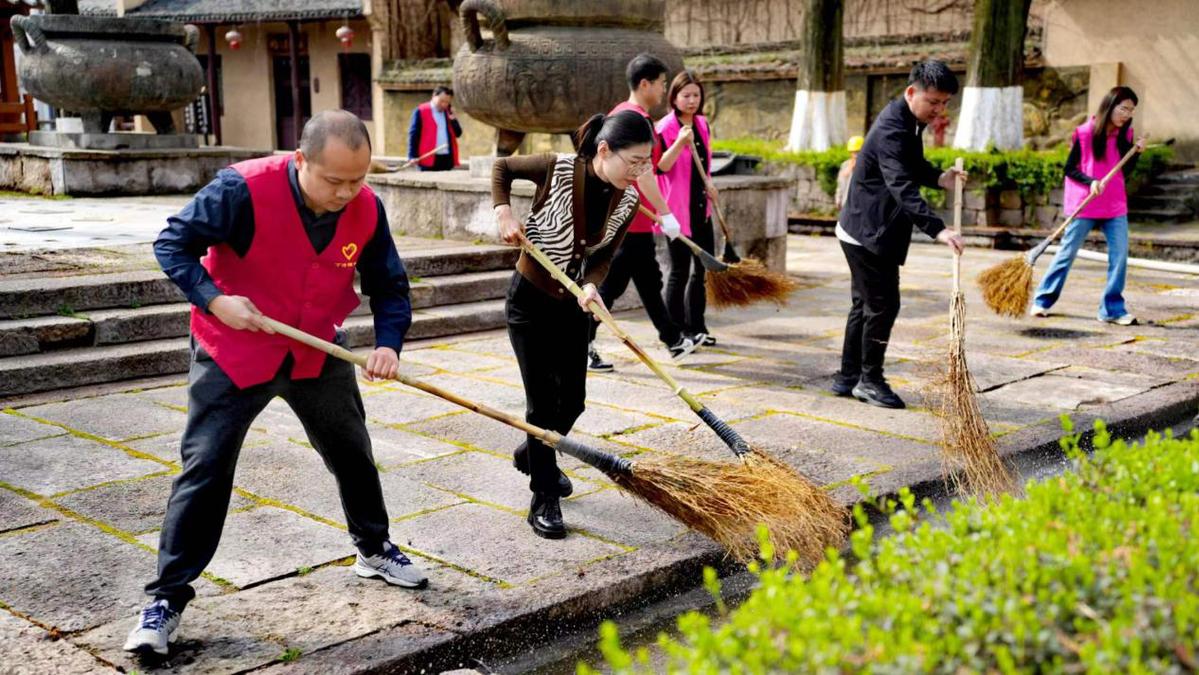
[931,292,1021,499]
[705,258,800,309]
[611,449,849,566]
[976,254,1033,318]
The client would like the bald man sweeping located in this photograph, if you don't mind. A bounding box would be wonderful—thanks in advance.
[125,110,426,657]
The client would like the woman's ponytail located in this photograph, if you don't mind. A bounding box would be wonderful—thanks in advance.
[574,114,606,158]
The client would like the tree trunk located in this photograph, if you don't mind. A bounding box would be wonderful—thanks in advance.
[953,0,1032,151]
[785,0,845,151]
[368,0,454,62]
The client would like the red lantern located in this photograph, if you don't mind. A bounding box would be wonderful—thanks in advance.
[336,25,354,52]
[224,28,243,50]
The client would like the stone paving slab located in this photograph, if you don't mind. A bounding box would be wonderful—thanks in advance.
[0,489,59,533]
[0,609,107,674]
[0,521,161,632]
[234,441,464,525]
[2,235,1197,673]
[0,433,167,496]
[137,506,355,589]
[400,503,627,586]
[0,410,67,446]
[52,473,254,535]
[21,392,186,442]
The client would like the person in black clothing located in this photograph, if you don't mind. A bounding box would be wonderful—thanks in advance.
[492,111,652,538]
[833,60,966,409]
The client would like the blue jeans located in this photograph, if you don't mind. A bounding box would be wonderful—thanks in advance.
[1033,214,1129,320]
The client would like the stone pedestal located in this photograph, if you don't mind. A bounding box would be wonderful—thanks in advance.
[28,132,200,151]
[0,143,269,196]
[367,168,792,271]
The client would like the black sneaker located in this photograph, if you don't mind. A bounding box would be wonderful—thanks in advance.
[700,334,716,346]
[831,372,858,397]
[851,379,906,409]
[668,336,699,362]
[528,491,566,539]
[513,442,574,497]
[587,345,614,372]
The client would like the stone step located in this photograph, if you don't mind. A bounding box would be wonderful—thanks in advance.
[1128,194,1197,211]
[1127,207,1193,223]
[0,270,514,356]
[0,245,517,320]
[1136,182,1198,197]
[0,298,510,399]
[1156,169,1199,186]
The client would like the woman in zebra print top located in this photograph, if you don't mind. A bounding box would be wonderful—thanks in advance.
[491,110,654,540]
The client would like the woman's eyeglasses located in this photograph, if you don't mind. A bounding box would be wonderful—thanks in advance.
[614,152,652,176]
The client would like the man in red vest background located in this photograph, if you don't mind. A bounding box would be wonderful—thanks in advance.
[124,110,427,657]
[407,86,462,171]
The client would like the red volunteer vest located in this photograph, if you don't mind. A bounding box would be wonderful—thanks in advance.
[609,101,661,233]
[190,154,377,389]
[418,102,459,168]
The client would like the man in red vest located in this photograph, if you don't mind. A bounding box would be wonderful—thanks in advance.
[407,86,462,171]
[124,110,426,657]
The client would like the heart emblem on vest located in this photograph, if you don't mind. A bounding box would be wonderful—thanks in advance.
[341,243,358,261]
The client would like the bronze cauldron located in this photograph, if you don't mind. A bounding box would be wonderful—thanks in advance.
[11,14,204,134]
[451,0,683,154]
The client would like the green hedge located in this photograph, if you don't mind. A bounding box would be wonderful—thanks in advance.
[713,138,1174,206]
[584,418,1199,673]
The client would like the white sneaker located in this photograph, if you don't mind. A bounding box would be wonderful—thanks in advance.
[1100,314,1138,326]
[1029,305,1050,317]
[354,542,428,588]
[668,336,699,362]
[123,599,181,656]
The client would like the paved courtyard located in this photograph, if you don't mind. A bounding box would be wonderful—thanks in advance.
[1,235,1197,673]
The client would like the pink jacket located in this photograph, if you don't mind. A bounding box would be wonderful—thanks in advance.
[1063,118,1134,219]
[656,112,713,237]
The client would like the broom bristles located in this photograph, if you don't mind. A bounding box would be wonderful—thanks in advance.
[612,447,849,566]
[976,255,1033,318]
[933,292,1020,498]
[705,258,800,309]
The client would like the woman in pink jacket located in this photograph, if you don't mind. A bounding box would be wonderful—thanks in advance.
[657,71,719,346]
[1032,86,1145,325]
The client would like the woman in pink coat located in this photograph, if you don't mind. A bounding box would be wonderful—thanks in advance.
[1032,86,1145,325]
[657,71,719,346]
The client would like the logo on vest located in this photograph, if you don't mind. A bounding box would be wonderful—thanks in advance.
[337,242,359,268]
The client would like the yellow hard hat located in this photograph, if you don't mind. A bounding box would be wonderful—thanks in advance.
[847,135,864,153]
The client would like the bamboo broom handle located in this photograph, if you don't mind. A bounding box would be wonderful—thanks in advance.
[517,236,706,414]
[399,143,449,169]
[259,316,564,446]
[1027,142,1142,263]
[684,128,735,244]
[952,157,965,292]
[636,205,705,257]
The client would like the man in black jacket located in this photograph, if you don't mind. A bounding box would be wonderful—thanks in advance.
[833,60,966,409]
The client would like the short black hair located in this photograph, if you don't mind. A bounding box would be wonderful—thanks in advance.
[907,60,959,95]
[433,85,453,97]
[626,53,669,92]
[299,109,371,162]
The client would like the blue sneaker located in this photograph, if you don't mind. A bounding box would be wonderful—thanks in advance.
[123,599,181,656]
[354,542,428,589]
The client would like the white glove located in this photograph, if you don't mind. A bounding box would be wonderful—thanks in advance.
[659,213,681,239]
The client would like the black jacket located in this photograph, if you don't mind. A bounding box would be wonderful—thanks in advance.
[839,98,946,265]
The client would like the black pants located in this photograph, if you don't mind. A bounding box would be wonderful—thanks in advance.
[506,273,590,494]
[418,154,455,171]
[839,241,901,382]
[145,337,389,611]
[588,232,681,347]
[666,216,714,335]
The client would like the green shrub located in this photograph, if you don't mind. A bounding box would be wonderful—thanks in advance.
[583,417,1199,673]
[714,139,1174,206]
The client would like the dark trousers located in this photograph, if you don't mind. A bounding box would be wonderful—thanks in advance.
[418,154,455,171]
[588,232,681,347]
[666,216,714,335]
[506,273,589,494]
[145,338,389,611]
[839,241,901,382]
